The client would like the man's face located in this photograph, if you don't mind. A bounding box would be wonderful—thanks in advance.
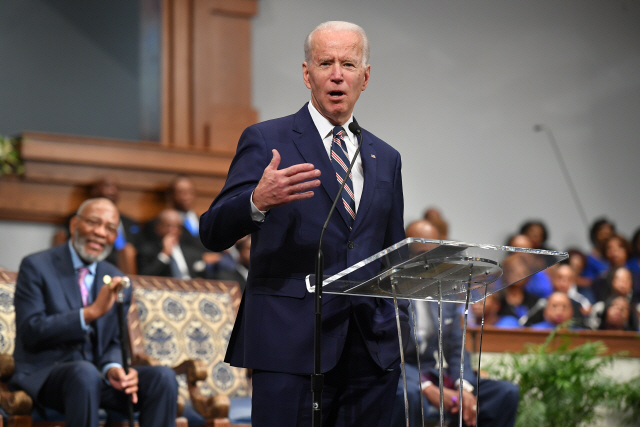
[544,293,573,325]
[156,210,183,239]
[552,265,575,294]
[303,29,370,126]
[70,199,119,263]
[172,178,196,212]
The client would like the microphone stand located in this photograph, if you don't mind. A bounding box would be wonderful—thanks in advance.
[115,277,135,427]
[312,123,363,426]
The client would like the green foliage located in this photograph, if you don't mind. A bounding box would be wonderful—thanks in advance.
[0,135,24,175]
[488,327,638,427]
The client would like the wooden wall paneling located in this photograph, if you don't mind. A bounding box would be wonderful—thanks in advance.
[465,326,640,357]
[162,0,194,148]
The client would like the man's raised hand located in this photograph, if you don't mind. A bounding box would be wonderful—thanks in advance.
[252,149,321,211]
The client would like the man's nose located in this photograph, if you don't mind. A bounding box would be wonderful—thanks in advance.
[330,64,343,81]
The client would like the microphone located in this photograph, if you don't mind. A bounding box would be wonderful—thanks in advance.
[312,121,364,426]
[349,121,362,136]
[533,124,589,228]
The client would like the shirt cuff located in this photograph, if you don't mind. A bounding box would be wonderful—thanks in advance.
[157,252,170,264]
[420,380,434,391]
[79,308,88,330]
[102,362,123,386]
[250,190,268,223]
[455,379,475,393]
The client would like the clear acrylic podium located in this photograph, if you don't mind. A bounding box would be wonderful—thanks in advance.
[306,238,568,427]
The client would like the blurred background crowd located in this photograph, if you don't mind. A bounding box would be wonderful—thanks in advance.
[53,175,639,335]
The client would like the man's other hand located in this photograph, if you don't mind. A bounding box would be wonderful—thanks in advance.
[107,366,139,404]
[252,149,321,211]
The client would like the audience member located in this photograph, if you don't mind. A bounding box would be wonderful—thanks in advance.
[583,218,616,281]
[136,209,206,279]
[469,291,520,328]
[209,236,251,292]
[423,207,449,240]
[530,292,575,329]
[566,247,595,303]
[597,296,639,332]
[506,234,552,298]
[519,220,550,250]
[389,220,519,427]
[52,176,140,274]
[627,227,640,275]
[525,263,589,327]
[586,267,638,329]
[592,235,635,302]
[497,254,542,325]
[11,198,178,427]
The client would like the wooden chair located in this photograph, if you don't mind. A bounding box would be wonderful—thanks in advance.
[0,271,249,427]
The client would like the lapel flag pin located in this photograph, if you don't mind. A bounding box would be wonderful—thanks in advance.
[371,154,376,159]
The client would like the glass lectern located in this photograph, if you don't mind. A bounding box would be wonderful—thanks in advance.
[307,238,568,427]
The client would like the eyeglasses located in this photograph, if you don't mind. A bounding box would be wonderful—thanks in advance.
[77,215,119,237]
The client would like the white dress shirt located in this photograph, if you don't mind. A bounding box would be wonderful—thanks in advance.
[250,102,364,221]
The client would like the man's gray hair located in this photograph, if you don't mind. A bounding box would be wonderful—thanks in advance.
[304,21,370,66]
[75,197,117,217]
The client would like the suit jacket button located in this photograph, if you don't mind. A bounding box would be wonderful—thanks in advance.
[348,241,355,249]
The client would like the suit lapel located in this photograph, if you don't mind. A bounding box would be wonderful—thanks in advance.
[352,134,376,232]
[55,245,83,309]
[292,106,353,229]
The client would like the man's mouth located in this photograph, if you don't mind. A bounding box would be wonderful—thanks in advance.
[86,240,104,252]
[329,91,345,98]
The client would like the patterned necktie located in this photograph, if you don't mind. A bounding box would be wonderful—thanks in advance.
[77,267,90,306]
[331,126,356,229]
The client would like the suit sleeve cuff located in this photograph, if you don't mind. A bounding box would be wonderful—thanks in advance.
[157,252,170,264]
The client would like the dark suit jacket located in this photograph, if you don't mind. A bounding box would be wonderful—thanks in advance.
[136,237,206,278]
[11,243,130,399]
[200,104,409,375]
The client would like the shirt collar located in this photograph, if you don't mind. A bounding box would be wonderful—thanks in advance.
[68,240,98,275]
[307,102,356,144]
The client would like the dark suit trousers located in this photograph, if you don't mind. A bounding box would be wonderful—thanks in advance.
[252,315,401,427]
[38,361,178,427]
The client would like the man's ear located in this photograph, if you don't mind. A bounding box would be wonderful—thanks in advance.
[302,62,312,89]
[69,215,78,239]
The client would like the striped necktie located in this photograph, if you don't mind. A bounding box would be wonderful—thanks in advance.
[331,126,356,229]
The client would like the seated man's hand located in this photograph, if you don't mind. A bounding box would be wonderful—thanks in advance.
[107,366,139,404]
[84,276,124,323]
[458,389,477,426]
[423,385,477,426]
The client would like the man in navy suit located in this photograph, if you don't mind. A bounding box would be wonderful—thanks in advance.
[12,198,178,427]
[200,21,409,427]
[390,220,519,427]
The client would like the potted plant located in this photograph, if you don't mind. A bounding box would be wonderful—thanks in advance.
[0,135,24,176]
[488,327,640,427]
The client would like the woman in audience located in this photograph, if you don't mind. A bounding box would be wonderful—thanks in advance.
[497,254,541,325]
[592,235,635,303]
[519,220,551,250]
[597,296,639,332]
[506,234,552,298]
[567,247,596,303]
[582,218,616,282]
[587,267,639,329]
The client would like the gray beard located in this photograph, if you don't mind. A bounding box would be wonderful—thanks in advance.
[72,233,113,264]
